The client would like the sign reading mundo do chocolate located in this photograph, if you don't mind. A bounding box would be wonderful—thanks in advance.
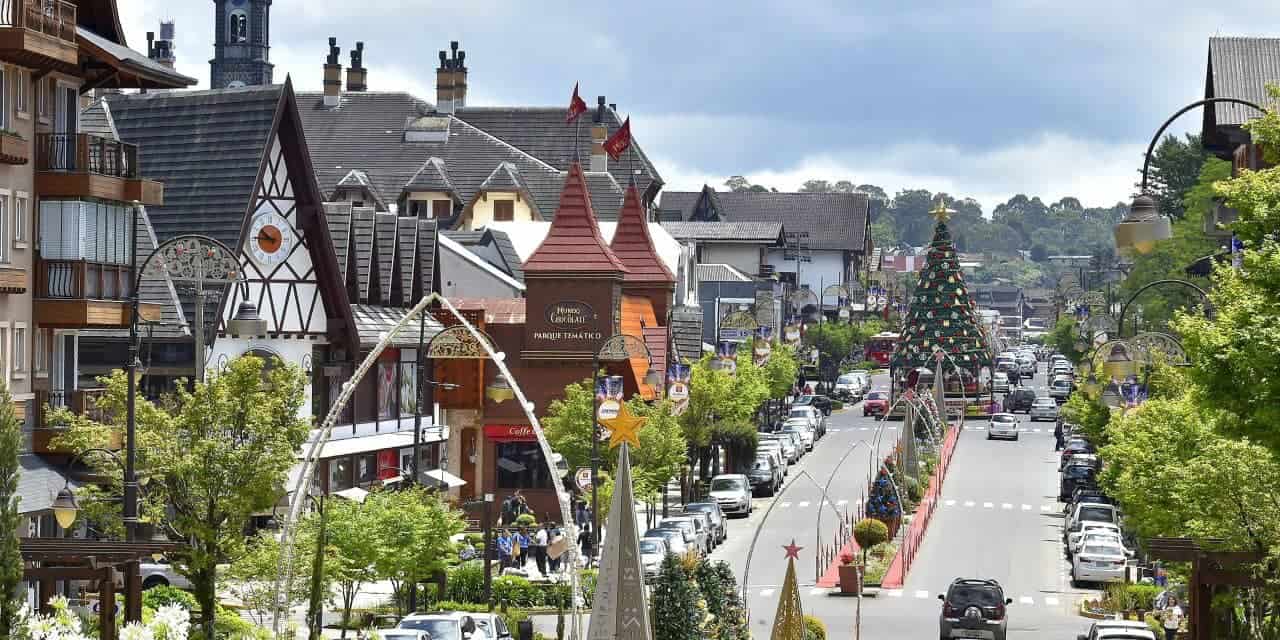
[533,300,606,343]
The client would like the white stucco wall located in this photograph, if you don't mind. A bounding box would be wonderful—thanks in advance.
[702,244,761,276]
[205,337,319,419]
[765,249,848,293]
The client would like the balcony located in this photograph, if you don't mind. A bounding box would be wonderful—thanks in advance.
[33,258,160,328]
[0,0,76,72]
[32,388,118,454]
[0,131,27,164]
[35,133,164,206]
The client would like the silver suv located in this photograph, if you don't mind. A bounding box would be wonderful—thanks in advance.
[398,612,491,640]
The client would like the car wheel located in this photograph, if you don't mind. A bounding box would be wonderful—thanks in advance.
[986,433,992,440]
[1014,434,1019,441]
[142,576,169,590]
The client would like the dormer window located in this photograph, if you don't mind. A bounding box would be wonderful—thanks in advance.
[229,11,248,43]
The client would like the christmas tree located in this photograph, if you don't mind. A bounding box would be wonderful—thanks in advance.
[694,559,749,640]
[770,541,806,640]
[891,201,992,372]
[650,554,702,640]
[865,467,902,528]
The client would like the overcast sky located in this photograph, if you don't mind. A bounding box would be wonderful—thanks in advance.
[116,1,1280,212]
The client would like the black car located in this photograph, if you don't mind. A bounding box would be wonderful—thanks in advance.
[1002,388,1037,413]
[1059,439,1097,470]
[1059,464,1097,502]
[746,456,782,496]
[938,578,1011,640]
[794,394,832,416]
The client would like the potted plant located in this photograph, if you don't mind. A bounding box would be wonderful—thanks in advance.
[837,552,861,595]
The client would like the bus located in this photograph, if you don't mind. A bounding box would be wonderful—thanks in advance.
[863,332,899,367]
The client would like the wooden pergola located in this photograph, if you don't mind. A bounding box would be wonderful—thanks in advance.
[1146,537,1264,640]
[20,538,184,640]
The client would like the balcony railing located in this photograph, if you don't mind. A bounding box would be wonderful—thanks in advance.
[0,0,76,44]
[35,258,133,301]
[33,388,115,453]
[36,133,139,179]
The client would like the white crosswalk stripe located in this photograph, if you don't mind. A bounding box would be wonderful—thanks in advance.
[964,501,976,507]
[760,589,776,597]
[886,590,904,598]
[798,501,811,508]
[1001,503,1013,510]
[1043,596,1060,606]
[780,502,792,508]
[859,427,870,431]
[914,590,930,599]
[836,499,848,506]
[1021,504,1032,511]
[1019,596,1034,605]
[945,499,956,506]
[830,429,841,433]
[809,588,825,596]
[1041,505,1053,512]
[983,502,994,508]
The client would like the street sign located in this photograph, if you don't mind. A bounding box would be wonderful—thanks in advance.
[575,467,593,491]
[718,328,752,342]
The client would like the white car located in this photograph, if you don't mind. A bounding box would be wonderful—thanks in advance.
[709,474,753,516]
[1082,620,1158,640]
[399,612,491,640]
[1017,356,1036,376]
[1049,377,1073,401]
[1066,503,1120,542]
[992,372,1010,393]
[1072,541,1127,586]
[788,406,823,432]
[834,372,869,399]
[757,442,787,474]
[763,435,799,463]
[782,421,814,450]
[140,561,192,590]
[639,537,667,581]
[1029,397,1059,421]
[1067,521,1122,552]
[987,413,1019,440]
[1072,531,1134,560]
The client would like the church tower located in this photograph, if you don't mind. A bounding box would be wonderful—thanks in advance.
[209,0,273,88]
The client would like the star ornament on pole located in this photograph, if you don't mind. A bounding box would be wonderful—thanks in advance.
[783,539,803,560]
[600,401,646,449]
[930,200,954,223]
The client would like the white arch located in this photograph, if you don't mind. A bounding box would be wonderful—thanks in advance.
[271,293,582,638]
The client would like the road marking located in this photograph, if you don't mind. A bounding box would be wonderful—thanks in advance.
[885,590,903,598]
[1021,504,1032,511]
[1001,503,1013,510]
[830,429,841,433]
[945,499,956,506]
[780,502,792,508]
[1033,428,1043,433]
[1041,505,1053,512]
[983,502,994,509]
[914,590,930,599]
[836,499,848,506]
[1019,596,1034,605]
[809,588,825,596]
[964,501,976,507]
[759,589,775,597]
[798,501,811,508]
[1044,596,1060,606]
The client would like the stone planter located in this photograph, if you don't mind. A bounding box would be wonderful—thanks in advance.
[838,564,862,595]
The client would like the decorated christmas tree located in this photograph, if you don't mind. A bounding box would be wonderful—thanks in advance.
[865,467,902,529]
[891,201,992,372]
[770,541,807,640]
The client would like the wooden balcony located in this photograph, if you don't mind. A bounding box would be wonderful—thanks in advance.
[32,388,116,454]
[0,0,76,72]
[33,258,161,328]
[34,133,163,206]
[0,131,28,164]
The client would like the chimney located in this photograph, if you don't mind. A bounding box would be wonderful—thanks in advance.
[346,41,367,91]
[436,41,466,113]
[323,37,342,107]
[590,96,608,172]
[148,20,176,69]
[146,31,154,58]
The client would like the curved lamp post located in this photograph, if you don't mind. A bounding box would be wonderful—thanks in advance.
[1117,97,1267,254]
[1117,278,1211,338]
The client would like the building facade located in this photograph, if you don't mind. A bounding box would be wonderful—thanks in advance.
[209,0,273,88]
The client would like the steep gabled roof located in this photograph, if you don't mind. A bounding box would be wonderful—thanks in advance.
[524,162,626,275]
[442,228,525,282]
[404,157,457,195]
[659,189,869,252]
[660,221,785,244]
[610,183,674,286]
[1205,37,1280,127]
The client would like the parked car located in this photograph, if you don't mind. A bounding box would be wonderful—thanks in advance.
[782,422,814,451]
[762,434,799,464]
[1029,397,1059,422]
[986,413,1019,441]
[708,474,753,517]
[1078,620,1158,640]
[756,442,788,474]
[639,538,667,582]
[643,528,689,557]
[1071,540,1128,587]
[863,391,890,417]
[399,612,491,640]
[937,578,1011,640]
[469,614,514,640]
[678,510,718,549]
[788,406,823,432]
[658,517,709,555]
[683,502,727,544]
[991,372,1010,393]
[747,455,783,496]
[140,561,192,590]
[1002,388,1037,413]
[794,394,833,416]
[1059,464,1097,501]
[1060,439,1098,470]
[1067,521,1124,552]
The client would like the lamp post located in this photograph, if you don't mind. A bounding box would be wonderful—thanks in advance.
[1117,97,1267,254]
[590,334,660,550]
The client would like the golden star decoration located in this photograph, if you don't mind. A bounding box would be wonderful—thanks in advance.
[930,200,954,222]
[599,402,646,449]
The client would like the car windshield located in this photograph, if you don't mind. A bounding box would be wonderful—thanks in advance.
[837,374,857,384]
[1064,466,1096,479]
[867,392,888,400]
[948,584,1002,607]
[400,619,460,640]
[1082,544,1122,557]
[790,409,810,417]
[991,415,1017,423]
[639,540,662,554]
[686,503,712,514]
[1080,506,1115,522]
[795,396,813,404]
[712,478,745,491]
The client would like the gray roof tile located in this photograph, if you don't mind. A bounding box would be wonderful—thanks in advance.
[397,217,419,301]
[404,157,457,194]
[660,189,869,251]
[374,212,398,305]
[351,207,376,301]
[696,263,754,283]
[660,221,784,243]
[325,202,353,284]
[1207,37,1280,126]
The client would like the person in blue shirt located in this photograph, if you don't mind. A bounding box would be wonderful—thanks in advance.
[515,527,532,569]
[496,529,513,569]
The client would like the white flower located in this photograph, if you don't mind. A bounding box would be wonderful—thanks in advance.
[150,604,191,640]
[120,622,155,640]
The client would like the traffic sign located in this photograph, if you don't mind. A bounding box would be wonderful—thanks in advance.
[575,467,593,491]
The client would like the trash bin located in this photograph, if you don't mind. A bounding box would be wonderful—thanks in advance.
[518,619,534,640]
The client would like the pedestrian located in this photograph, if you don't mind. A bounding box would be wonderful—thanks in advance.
[496,529,513,570]
[574,500,587,528]
[578,524,595,569]
[1160,596,1183,640]
[1054,418,1065,451]
[548,525,566,574]
[533,523,549,576]
[516,527,531,568]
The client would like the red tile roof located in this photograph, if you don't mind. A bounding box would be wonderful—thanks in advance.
[610,182,675,286]
[523,162,627,275]
[450,298,527,324]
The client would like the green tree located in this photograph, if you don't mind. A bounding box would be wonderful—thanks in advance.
[650,554,701,640]
[692,559,747,640]
[222,524,322,626]
[853,518,889,566]
[54,355,311,639]
[800,180,832,193]
[367,486,466,614]
[324,496,381,638]
[629,399,690,505]
[762,343,800,399]
[1145,133,1208,221]
[542,378,597,473]
[0,381,22,639]
[1046,317,1084,366]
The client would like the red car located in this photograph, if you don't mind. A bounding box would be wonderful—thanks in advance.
[863,391,890,417]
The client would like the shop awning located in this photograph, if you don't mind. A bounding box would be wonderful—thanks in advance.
[301,421,446,460]
[423,469,467,488]
[333,487,370,503]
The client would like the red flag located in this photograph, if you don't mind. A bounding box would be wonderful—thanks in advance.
[603,116,632,160]
[565,83,588,124]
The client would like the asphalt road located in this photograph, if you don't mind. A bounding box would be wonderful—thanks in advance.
[807,369,1103,639]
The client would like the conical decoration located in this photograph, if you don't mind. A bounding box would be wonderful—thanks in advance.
[587,443,652,640]
[610,181,674,286]
[524,161,628,274]
[890,204,991,371]
[770,542,806,640]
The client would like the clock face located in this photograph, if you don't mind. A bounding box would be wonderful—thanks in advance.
[248,212,294,268]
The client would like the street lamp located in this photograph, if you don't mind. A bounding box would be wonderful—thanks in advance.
[590,334,654,549]
[51,447,128,531]
[1118,97,1266,254]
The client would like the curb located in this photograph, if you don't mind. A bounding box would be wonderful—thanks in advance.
[880,424,962,589]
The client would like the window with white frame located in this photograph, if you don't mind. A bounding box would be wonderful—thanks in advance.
[0,325,10,388]
[12,324,24,377]
[32,328,47,377]
[14,69,26,115]
[0,67,8,131]
[0,191,9,264]
[13,192,25,245]
[36,76,47,121]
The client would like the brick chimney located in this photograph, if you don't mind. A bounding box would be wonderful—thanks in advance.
[590,96,608,172]
[346,41,366,91]
[436,41,466,113]
[323,37,342,107]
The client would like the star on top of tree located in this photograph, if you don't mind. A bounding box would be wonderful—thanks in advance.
[600,402,645,449]
[783,539,803,560]
[931,200,954,222]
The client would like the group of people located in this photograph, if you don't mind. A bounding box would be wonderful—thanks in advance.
[495,523,566,575]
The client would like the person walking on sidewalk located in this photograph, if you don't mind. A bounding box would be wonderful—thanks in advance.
[512,527,528,569]
[1160,596,1184,640]
[1054,418,1065,451]
[578,524,595,568]
[533,524,549,575]
[496,529,513,570]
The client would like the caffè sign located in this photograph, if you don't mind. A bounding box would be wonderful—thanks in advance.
[546,300,596,328]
